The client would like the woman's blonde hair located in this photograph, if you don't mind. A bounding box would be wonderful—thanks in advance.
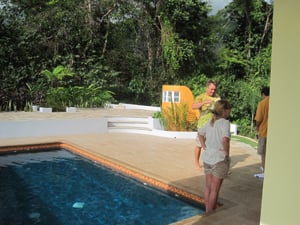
[210,99,231,126]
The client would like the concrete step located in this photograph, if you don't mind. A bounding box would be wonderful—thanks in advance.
[107,116,152,131]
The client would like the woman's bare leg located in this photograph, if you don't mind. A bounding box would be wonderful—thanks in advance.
[205,174,223,213]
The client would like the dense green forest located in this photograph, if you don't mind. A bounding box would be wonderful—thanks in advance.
[0,0,272,136]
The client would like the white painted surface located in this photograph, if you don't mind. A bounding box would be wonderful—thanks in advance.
[110,103,160,111]
[39,107,52,113]
[0,118,107,139]
[66,107,77,113]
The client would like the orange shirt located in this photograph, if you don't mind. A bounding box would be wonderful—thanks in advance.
[255,97,269,138]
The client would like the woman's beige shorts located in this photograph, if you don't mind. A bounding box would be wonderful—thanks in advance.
[203,156,230,179]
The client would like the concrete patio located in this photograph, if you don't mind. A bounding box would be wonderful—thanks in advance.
[0,108,263,225]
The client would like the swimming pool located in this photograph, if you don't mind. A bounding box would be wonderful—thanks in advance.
[0,146,205,224]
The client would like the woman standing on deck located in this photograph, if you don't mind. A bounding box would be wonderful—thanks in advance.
[197,99,231,213]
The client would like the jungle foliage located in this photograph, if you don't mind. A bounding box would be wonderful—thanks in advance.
[0,0,273,137]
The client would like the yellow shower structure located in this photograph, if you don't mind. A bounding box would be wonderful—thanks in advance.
[161,85,199,131]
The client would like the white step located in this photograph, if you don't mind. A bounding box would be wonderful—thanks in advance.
[106,117,152,131]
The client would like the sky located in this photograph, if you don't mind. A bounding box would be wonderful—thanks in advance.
[206,0,233,15]
[207,0,273,15]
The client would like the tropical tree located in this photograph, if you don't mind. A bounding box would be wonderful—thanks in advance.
[0,0,273,137]
[211,0,273,136]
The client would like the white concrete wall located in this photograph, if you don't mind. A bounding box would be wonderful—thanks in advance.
[0,118,108,139]
[0,116,238,140]
[111,103,161,111]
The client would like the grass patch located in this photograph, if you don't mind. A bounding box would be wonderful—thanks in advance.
[231,135,258,149]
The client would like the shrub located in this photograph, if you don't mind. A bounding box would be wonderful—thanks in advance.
[45,85,114,111]
[160,103,198,131]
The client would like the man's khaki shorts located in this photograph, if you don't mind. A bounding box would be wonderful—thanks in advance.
[257,137,267,156]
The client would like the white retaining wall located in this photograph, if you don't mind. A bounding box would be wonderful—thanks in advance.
[0,103,237,139]
[110,103,161,111]
[0,118,108,139]
[0,117,237,139]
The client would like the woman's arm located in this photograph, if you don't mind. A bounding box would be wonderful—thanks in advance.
[222,136,230,156]
[198,133,206,150]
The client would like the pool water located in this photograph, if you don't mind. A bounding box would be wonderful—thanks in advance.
[0,149,204,225]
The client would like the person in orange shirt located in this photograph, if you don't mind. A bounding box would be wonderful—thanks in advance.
[254,86,270,179]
